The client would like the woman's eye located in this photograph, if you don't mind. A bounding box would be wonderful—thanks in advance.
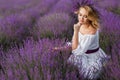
[79,14,82,16]
[84,16,87,18]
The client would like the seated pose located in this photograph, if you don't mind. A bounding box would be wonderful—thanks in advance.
[67,5,109,80]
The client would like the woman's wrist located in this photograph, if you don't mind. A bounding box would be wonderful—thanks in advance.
[74,30,79,34]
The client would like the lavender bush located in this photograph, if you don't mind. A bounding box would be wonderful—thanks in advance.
[93,0,120,14]
[21,0,59,19]
[48,0,73,14]
[0,38,80,80]
[0,14,33,50]
[0,0,40,18]
[98,9,120,53]
[31,12,73,39]
[100,41,120,80]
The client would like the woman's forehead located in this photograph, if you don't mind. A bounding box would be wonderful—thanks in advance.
[78,8,88,15]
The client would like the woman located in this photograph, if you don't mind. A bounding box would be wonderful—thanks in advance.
[67,5,109,80]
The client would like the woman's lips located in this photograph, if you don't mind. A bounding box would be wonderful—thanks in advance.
[80,20,84,22]
[80,20,83,22]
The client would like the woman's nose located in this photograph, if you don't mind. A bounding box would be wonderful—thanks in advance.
[81,16,84,20]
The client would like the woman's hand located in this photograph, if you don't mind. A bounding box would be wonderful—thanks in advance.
[73,22,81,32]
[52,46,68,51]
[52,45,72,51]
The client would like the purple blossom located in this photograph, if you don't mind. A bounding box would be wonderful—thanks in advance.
[49,0,73,14]
[96,0,120,9]
[0,38,77,80]
[32,12,73,39]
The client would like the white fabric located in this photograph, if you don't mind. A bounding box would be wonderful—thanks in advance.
[68,30,109,80]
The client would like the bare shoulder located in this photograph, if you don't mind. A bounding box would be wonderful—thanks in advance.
[88,25,97,35]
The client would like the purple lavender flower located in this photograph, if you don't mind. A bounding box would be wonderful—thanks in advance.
[0,38,78,80]
[32,12,73,39]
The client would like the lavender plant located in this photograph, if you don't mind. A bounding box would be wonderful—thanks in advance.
[0,38,80,80]
[98,8,120,53]
[95,0,120,11]
[0,0,40,18]
[31,12,73,39]
[100,41,120,80]
[48,0,73,14]
[22,0,60,18]
[0,14,33,50]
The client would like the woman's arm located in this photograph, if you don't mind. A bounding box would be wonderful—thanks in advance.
[72,23,81,50]
[72,31,79,50]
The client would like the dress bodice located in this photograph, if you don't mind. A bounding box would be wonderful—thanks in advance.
[72,30,99,55]
[79,30,99,49]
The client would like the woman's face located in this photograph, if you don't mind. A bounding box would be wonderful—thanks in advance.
[78,8,89,24]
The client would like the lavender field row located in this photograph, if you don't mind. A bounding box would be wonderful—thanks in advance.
[0,0,120,80]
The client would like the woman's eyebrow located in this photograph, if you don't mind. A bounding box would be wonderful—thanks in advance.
[79,12,87,16]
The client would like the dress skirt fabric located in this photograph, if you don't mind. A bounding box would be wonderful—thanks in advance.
[67,48,109,80]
